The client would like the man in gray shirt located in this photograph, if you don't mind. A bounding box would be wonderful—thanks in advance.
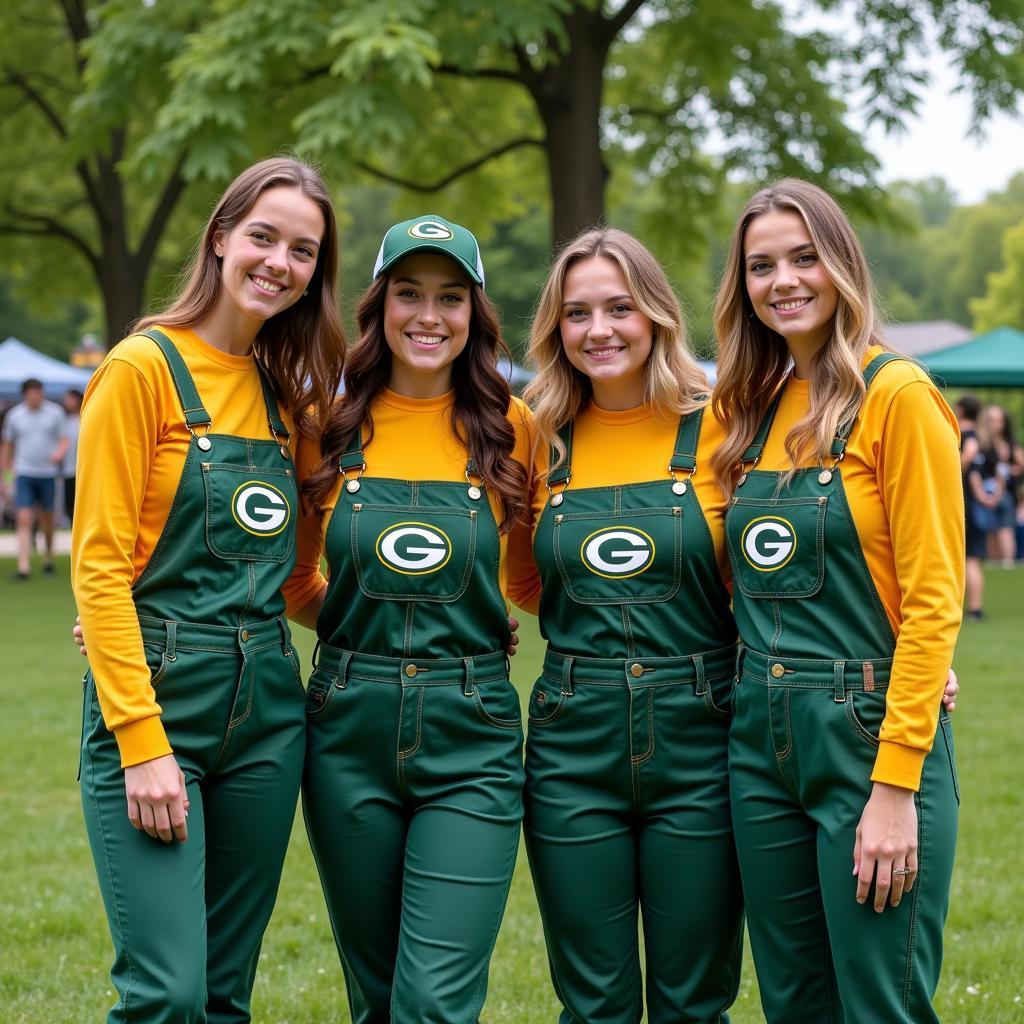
[0,378,68,580]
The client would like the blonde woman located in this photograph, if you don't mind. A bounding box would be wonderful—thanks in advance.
[513,229,743,1022]
[712,179,961,1022]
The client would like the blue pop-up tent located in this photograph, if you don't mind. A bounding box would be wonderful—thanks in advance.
[0,337,94,402]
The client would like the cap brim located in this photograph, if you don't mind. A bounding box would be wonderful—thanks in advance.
[373,244,484,286]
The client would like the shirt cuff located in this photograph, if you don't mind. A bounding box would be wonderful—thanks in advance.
[114,715,173,768]
[871,740,926,791]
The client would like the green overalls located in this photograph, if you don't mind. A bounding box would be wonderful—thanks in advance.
[725,354,959,1023]
[79,331,307,1024]
[525,409,744,1024]
[302,430,524,1024]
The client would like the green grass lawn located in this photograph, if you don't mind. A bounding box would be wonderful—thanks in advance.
[1,558,1021,1022]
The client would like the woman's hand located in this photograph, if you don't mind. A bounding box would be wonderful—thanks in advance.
[124,754,190,843]
[942,667,958,713]
[853,781,917,911]
[73,615,88,656]
[507,616,520,657]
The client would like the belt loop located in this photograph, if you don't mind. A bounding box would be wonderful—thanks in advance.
[561,655,575,697]
[335,650,352,690]
[463,656,476,697]
[165,621,177,662]
[311,639,322,671]
[833,661,846,703]
[692,653,707,696]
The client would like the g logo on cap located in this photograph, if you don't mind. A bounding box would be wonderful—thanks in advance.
[580,527,655,579]
[377,522,452,575]
[408,220,454,241]
[232,482,291,537]
[741,516,796,571]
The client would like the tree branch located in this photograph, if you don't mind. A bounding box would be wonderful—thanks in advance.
[136,154,189,269]
[2,67,67,139]
[436,62,526,84]
[0,205,98,272]
[355,136,544,192]
[605,0,649,38]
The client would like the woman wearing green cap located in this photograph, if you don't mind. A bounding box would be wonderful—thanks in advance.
[284,215,535,1023]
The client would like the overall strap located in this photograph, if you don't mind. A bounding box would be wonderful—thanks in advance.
[740,390,784,464]
[338,428,366,473]
[254,362,290,441]
[832,352,905,456]
[141,330,211,430]
[670,405,704,474]
[546,421,574,489]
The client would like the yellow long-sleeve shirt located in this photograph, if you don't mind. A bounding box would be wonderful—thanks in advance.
[509,400,731,615]
[758,347,964,789]
[284,389,536,618]
[71,326,295,767]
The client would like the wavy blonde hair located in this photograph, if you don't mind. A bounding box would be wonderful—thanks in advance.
[525,228,709,469]
[711,178,889,494]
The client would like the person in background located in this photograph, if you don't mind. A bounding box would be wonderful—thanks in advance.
[0,377,68,580]
[981,404,1023,568]
[955,394,985,617]
[62,388,83,524]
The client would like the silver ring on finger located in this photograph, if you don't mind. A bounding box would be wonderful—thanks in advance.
[893,867,911,876]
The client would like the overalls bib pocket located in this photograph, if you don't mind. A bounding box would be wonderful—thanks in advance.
[727,494,828,599]
[551,507,682,605]
[350,504,478,602]
[201,463,295,563]
[526,678,569,727]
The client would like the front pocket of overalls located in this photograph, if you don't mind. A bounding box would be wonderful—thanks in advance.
[526,678,569,727]
[350,503,478,602]
[939,712,960,804]
[702,673,735,720]
[551,507,682,605]
[305,667,341,720]
[471,678,522,730]
[726,494,828,599]
[201,463,295,562]
[843,689,888,747]
[143,642,170,687]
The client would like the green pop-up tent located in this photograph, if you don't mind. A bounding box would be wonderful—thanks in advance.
[920,326,1024,387]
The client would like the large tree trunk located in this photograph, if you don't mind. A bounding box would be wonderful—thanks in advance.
[526,7,614,248]
[99,255,147,346]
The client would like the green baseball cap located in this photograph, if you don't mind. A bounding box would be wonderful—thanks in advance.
[372,214,485,287]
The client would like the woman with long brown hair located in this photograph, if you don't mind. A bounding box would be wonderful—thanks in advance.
[284,215,534,1023]
[713,178,961,1022]
[73,156,345,1022]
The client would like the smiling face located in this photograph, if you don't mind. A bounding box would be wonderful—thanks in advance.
[211,186,324,337]
[559,256,654,410]
[743,208,839,371]
[382,253,472,397]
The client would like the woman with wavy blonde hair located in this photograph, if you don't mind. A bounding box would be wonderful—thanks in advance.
[714,178,962,1022]
[513,227,745,1022]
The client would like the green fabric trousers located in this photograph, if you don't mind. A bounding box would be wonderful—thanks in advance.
[525,649,743,1024]
[302,645,523,1024]
[80,619,306,1024]
[729,649,958,1023]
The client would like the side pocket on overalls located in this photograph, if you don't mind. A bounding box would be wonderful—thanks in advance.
[938,713,960,804]
[305,667,341,720]
[77,671,91,781]
[526,678,569,728]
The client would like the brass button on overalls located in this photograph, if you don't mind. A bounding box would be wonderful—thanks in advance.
[770,663,785,679]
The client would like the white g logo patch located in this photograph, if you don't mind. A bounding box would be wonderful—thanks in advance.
[232,482,290,537]
[580,527,655,579]
[408,220,454,241]
[376,522,452,575]
[741,517,796,571]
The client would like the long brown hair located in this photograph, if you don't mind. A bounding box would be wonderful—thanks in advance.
[525,228,709,470]
[135,157,345,435]
[303,270,528,532]
[711,178,888,494]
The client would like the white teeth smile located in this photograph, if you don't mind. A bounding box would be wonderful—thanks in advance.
[773,299,810,311]
[586,346,624,359]
[251,275,284,294]
[409,333,445,346]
